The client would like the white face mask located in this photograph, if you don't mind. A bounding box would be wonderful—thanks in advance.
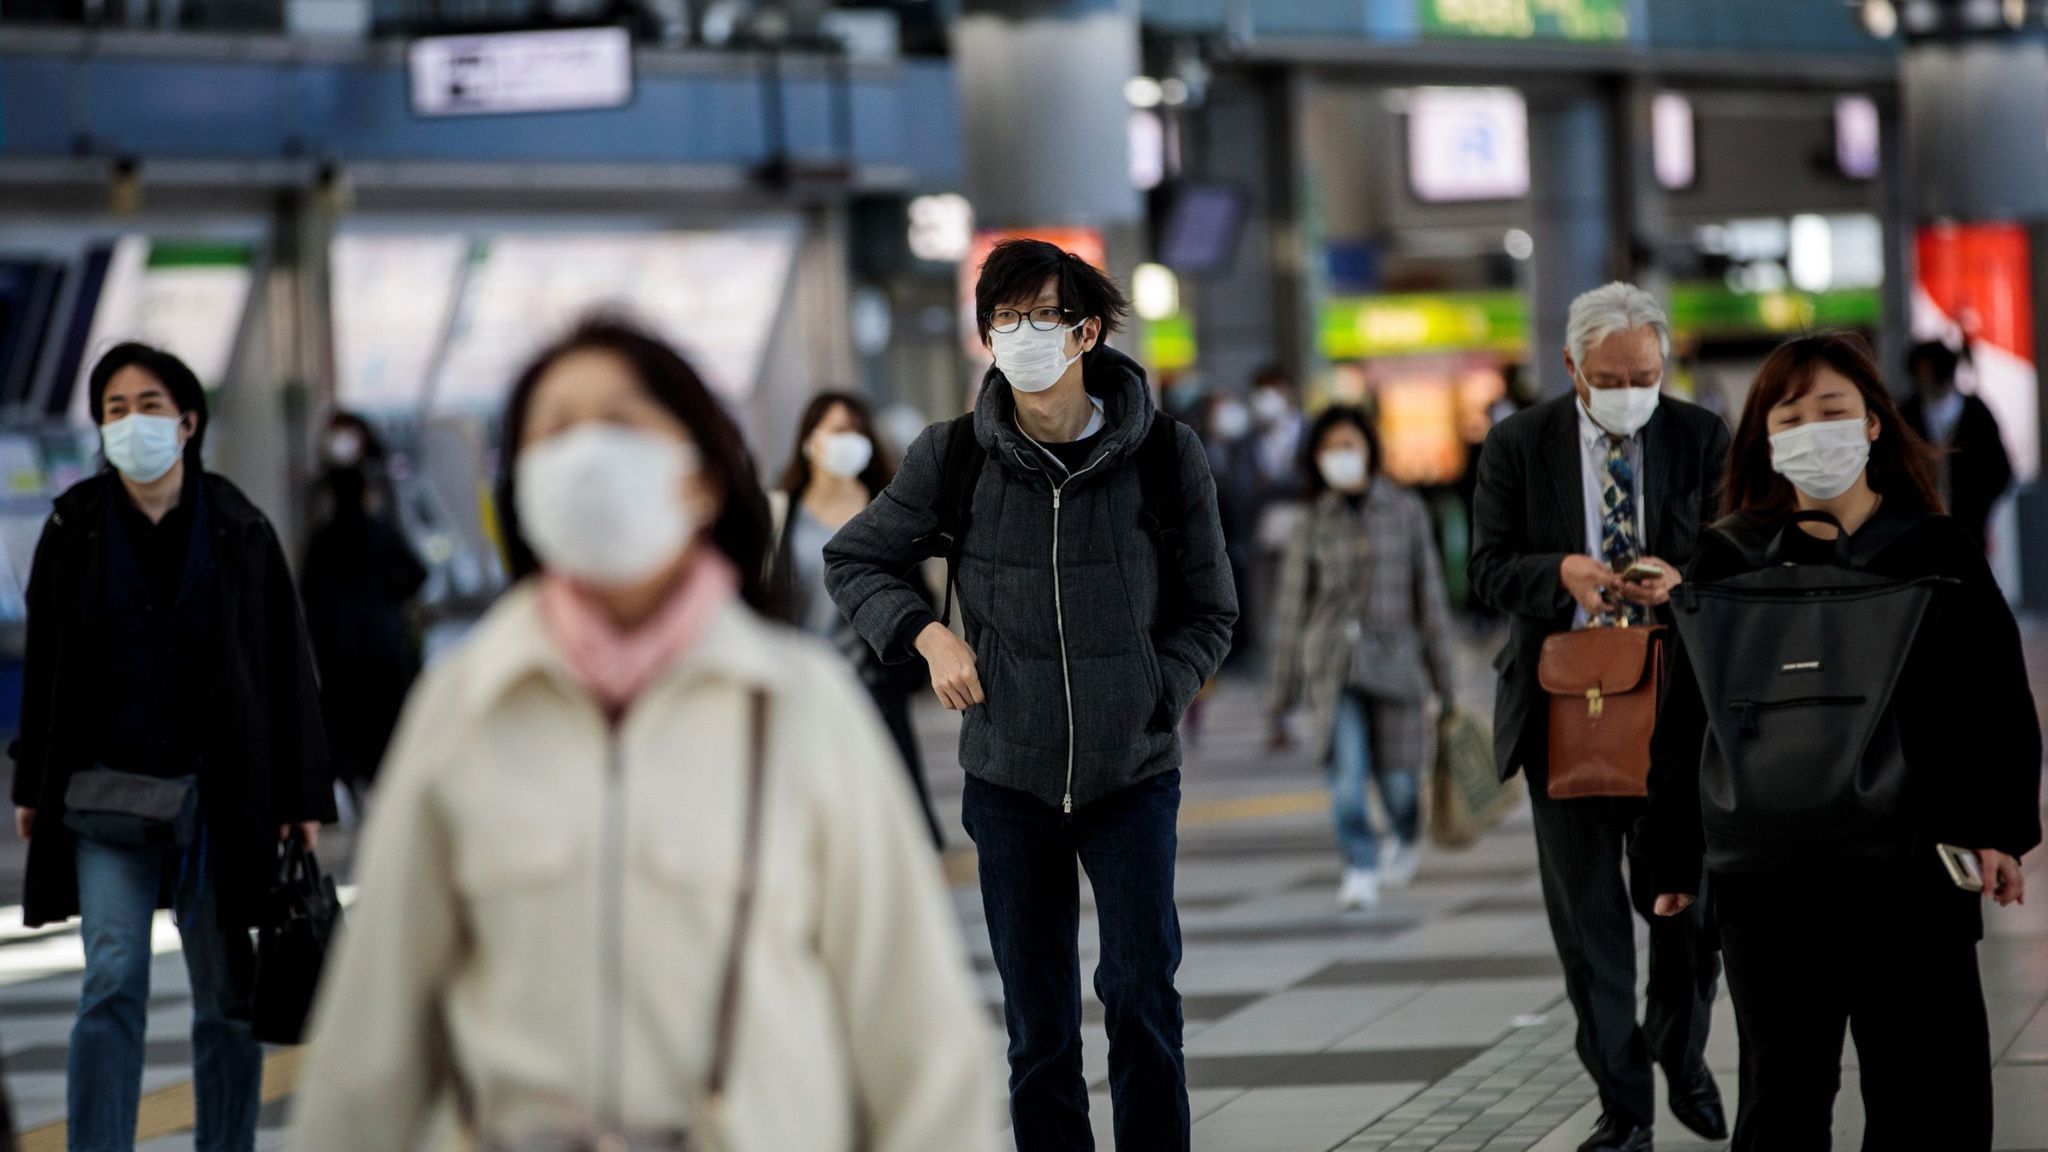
[325,428,364,467]
[101,414,185,485]
[991,321,1085,394]
[1212,400,1252,441]
[1769,418,1872,501]
[812,431,874,479]
[1318,449,1369,491]
[1254,389,1292,426]
[1579,374,1662,437]
[515,424,698,589]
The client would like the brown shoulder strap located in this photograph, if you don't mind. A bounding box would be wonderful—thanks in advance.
[705,688,770,1116]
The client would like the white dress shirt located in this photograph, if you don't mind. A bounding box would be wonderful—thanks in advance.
[1573,400,1646,629]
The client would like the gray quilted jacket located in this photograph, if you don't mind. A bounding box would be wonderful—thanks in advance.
[824,347,1237,811]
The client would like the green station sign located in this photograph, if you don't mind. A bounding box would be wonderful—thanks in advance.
[1320,291,1528,360]
[1421,0,1630,42]
[1319,284,1883,361]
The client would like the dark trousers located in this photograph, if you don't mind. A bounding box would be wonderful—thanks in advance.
[1528,786,1718,1127]
[1718,877,1992,1151]
[962,771,1188,1152]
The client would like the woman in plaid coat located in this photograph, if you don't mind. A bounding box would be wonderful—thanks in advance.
[1268,406,1457,909]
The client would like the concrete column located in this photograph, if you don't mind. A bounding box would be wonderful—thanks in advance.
[1875,88,1914,396]
[953,0,1142,229]
[1525,86,1616,398]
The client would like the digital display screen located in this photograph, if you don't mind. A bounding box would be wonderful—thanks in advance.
[1159,184,1247,274]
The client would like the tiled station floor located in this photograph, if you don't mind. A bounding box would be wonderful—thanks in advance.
[0,628,2044,1150]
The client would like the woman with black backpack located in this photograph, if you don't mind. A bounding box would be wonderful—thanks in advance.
[1645,331,2041,1151]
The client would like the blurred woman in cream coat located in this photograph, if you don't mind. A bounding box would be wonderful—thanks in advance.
[289,318,996,1152]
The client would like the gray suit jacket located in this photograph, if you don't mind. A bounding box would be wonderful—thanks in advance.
[1467,393,1730,783]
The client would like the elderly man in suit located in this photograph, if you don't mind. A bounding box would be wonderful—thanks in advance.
[1470,283,1729,1152]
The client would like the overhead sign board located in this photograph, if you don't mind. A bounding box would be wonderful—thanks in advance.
[1407,88,1530,204]
[409,26,634,118]
[1422,0,1629,42]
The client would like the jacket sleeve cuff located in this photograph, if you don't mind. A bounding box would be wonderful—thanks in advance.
[882,609,940,665]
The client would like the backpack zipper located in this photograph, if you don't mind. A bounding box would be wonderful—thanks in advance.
[1730,695,1867,737]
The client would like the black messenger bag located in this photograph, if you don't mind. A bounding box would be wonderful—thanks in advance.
[1670,512,1951,874]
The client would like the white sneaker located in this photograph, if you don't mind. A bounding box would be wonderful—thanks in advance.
[1339,868,1382,910]
[1381,841,1422,889]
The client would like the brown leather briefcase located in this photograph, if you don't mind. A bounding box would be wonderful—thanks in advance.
[1537,624,1667,800]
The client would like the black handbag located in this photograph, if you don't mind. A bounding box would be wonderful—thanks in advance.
[1671,511,1948,873]
[252,832,342,1045]
[62,768,199,850]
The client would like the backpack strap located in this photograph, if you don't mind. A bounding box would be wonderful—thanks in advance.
[913,413,985,628]
[1137,413,1190,627]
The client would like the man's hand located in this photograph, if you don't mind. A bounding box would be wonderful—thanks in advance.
[1653,893,1694,917]
[281,822,321,852]
[1982,849,2026,907]
[1617,554,1684,609]
[916,622,985,712]
[14,807,32,842]
[1561,555,1621,616]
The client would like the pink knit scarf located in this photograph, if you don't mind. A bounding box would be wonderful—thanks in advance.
[537,549,739,716]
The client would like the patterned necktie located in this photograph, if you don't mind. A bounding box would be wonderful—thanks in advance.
[1599,437,1647,626]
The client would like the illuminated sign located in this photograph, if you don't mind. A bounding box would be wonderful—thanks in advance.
[1320,292,1528,360]
[1407,89,1530,204]
[1422,0,1629,42]
[409,27,634,117]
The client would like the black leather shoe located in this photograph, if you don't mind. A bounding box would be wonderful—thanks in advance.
[1669,1069,1729,1141]
[1577,1113,1653,1152]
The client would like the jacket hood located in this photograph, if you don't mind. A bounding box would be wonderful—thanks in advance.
[973,345,1155,478]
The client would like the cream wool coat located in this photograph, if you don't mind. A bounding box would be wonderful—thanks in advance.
[289,584,998,1152]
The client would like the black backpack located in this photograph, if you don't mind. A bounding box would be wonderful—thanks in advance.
[1669,510,1952,874]
[918,411,1189,630]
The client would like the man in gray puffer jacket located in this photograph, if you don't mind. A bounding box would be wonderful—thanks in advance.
[826,239,1235,1151]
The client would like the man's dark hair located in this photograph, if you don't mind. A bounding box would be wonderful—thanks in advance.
[1907,340,1960,390]
[87,342,209,466]
[973,239,1129,346]
[1252,363,1294,393]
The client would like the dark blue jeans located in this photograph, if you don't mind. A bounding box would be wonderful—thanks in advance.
[962,770,1188,1152]
[70,837,261,1152]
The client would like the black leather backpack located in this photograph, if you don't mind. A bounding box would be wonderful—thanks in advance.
[1670,511,1953,873]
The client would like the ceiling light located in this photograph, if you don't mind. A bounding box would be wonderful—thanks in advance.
[1862,0,1898,36]
[1124,77,1163,110]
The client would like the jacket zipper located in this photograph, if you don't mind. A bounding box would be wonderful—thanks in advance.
[1032,440,1107,816]
[1730,695,1866,737]
[600,736,626,1134]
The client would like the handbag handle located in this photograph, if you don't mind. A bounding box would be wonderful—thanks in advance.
[1765,510,1850,564]
[705,689,770,1119]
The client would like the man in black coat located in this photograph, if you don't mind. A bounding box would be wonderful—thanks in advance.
[827,240,1235,1151]
[1903,341,2013,552]
[1469,283,1727,1152]
[11,344,333,1152]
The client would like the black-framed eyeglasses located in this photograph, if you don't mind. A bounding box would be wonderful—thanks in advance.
[987,306,1075,334]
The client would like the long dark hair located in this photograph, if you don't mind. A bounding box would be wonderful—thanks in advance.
[495,317,774,612]
[1722,331,1942,522]
[1300,405,1385,495]
[87,342,209,469]
[776,391,897,498]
